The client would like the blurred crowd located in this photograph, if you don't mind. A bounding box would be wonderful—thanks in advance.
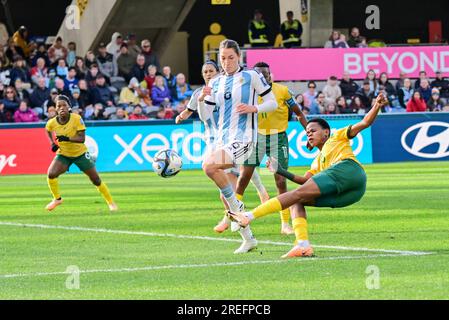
[0,26,194,123]
[293,69,449,116]
[1,23,448,125]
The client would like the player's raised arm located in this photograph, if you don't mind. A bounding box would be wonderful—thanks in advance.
[349,93,388,138]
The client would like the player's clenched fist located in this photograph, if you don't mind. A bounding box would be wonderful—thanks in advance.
[198,86,212,102]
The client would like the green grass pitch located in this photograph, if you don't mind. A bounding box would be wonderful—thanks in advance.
[1,162,448,299]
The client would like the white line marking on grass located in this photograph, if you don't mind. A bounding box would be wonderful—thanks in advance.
[0,253,423,279]
[0,221,432,256]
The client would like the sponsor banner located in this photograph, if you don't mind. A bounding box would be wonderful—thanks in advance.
[246,46,449,81]
[0,128,54,175]
[371,113,449,162]
[0,119,372,175]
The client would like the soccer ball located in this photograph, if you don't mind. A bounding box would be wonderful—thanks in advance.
[152,149,183,178]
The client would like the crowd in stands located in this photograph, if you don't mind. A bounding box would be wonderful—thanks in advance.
[294,69,449,116]
[0,26,194,124]
[1,24,448,124]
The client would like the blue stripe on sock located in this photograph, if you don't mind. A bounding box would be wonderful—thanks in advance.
[220,184,234,198]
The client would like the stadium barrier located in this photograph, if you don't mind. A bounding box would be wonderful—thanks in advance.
[0,113,448,175]
[245,45,449,81]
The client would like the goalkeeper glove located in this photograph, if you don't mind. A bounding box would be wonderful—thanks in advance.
[56,135,70,142]
[51,143,59,153]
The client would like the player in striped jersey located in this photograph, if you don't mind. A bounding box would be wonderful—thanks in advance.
[177,61,270,245]
[198,39,278,253]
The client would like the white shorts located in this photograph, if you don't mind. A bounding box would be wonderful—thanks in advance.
[222,141,255,166]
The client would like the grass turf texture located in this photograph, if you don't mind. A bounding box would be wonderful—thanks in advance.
[0,162,448,300]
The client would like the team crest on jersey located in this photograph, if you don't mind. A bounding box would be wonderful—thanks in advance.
[224,92,232,100]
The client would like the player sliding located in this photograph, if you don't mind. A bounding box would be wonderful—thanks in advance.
[45,95,118,212]
[197,39,278,253]
[176,60,270,235]
[229,93,388,258]
[234,61,309,236]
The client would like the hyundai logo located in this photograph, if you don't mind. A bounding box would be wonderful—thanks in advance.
[401,121,449,159]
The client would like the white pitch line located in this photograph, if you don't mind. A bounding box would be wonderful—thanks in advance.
[0,253,419,279]
[0,221,432,256]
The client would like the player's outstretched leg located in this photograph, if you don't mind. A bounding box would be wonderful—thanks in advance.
[83,167,118,212]
[46,157,68,211]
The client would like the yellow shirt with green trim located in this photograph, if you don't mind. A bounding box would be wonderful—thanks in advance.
[308,126,362,175]
[258,82,296,135]
[45,113,87,158]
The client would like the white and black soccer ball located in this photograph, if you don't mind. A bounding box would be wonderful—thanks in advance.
[152,149,183,178]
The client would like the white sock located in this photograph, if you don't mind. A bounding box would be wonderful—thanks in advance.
[222,213,231,224]
[220,184,240,212]
[282,222,290,228]
[246,212,255,221]
[239,226,254,241]
[250,170,266,195]
[297,240,310,248]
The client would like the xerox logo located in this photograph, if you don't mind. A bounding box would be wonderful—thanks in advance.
[288,128,364,159]
[0,154,17,173]
[401,122,449,159]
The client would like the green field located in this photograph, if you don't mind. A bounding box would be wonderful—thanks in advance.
[1,162,449,300]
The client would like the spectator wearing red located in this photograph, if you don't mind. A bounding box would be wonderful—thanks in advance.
[128,105,148,120]
[48,37,68,65]
[14,101,39,123]
[406,91,427,112]
[30,57,49,86]
[144,65,157,93]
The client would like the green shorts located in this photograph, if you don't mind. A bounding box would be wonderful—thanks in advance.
[312,159,367,208]
[245,132,289,168]
[56,153,95,172]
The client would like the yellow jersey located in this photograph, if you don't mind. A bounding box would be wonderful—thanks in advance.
[258,82,296,135]
[308,126,362,175]
[46,113,87,158]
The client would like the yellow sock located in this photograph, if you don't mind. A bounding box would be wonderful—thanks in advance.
[280,208,290,224]
[47,178,61,200]
[236,193,243,201]
[252,198,282,219]
[292,217,309,243]
[97,182,114,205]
